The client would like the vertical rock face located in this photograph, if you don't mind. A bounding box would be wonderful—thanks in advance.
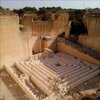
[0,15,25,68]
[22,15,43,55]
[51,13,69,35]
[0,15,43,69]
[79,17,100,53]
[21,13,69,54]
[25,12,100,53]
[23,13,69,36]
[0,12,100,69]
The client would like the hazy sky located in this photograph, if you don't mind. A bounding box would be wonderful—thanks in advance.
[0,0,100,9]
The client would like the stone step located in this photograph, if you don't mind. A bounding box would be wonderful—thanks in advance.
[57,53,85,65]
[15,62,30,75]
[59,65,89,78]
[65,67,99,85]
[30,74,51,95]
[33,61,57,77]
[20,61,48,81]
[64,67,90,82]
[5,65,37,100]
[19,61,53,95]
[46,58,85,73]
[19,62,49,87]
[12,63,51,95]
[57,65,82,75]
[71,69,100,88]
[29,62,51,78]
[43,59,81,72]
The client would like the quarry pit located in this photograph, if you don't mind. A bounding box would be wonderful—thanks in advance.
[0,8,100,100]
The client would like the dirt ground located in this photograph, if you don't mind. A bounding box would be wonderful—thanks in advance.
[73,74,100,100]
[0,69,29,100]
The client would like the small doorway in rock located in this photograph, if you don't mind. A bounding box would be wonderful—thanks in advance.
[32,49,35,55]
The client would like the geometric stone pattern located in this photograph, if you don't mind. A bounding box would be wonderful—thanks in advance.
[5,52,100,99]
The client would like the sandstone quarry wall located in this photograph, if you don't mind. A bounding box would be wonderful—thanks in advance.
[0,15,43,69]
[22,15,44,55]
[25,13,100,53]
[21,13,69,55]
[79,17,100,53]
[26,13,69,36]
[0,13,100,69]
[57,40,100,66]
[21,13,69,56]
[0,15,25,68]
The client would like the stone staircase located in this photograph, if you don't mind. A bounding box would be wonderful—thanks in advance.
[5,52,100,99]
[16,53,100,95]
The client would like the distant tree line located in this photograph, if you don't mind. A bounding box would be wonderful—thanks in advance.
[0,6,100,14]
[0,6,100,20]
[13,6,67,15]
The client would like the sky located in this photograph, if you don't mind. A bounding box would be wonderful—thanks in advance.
[0,0,100,10]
